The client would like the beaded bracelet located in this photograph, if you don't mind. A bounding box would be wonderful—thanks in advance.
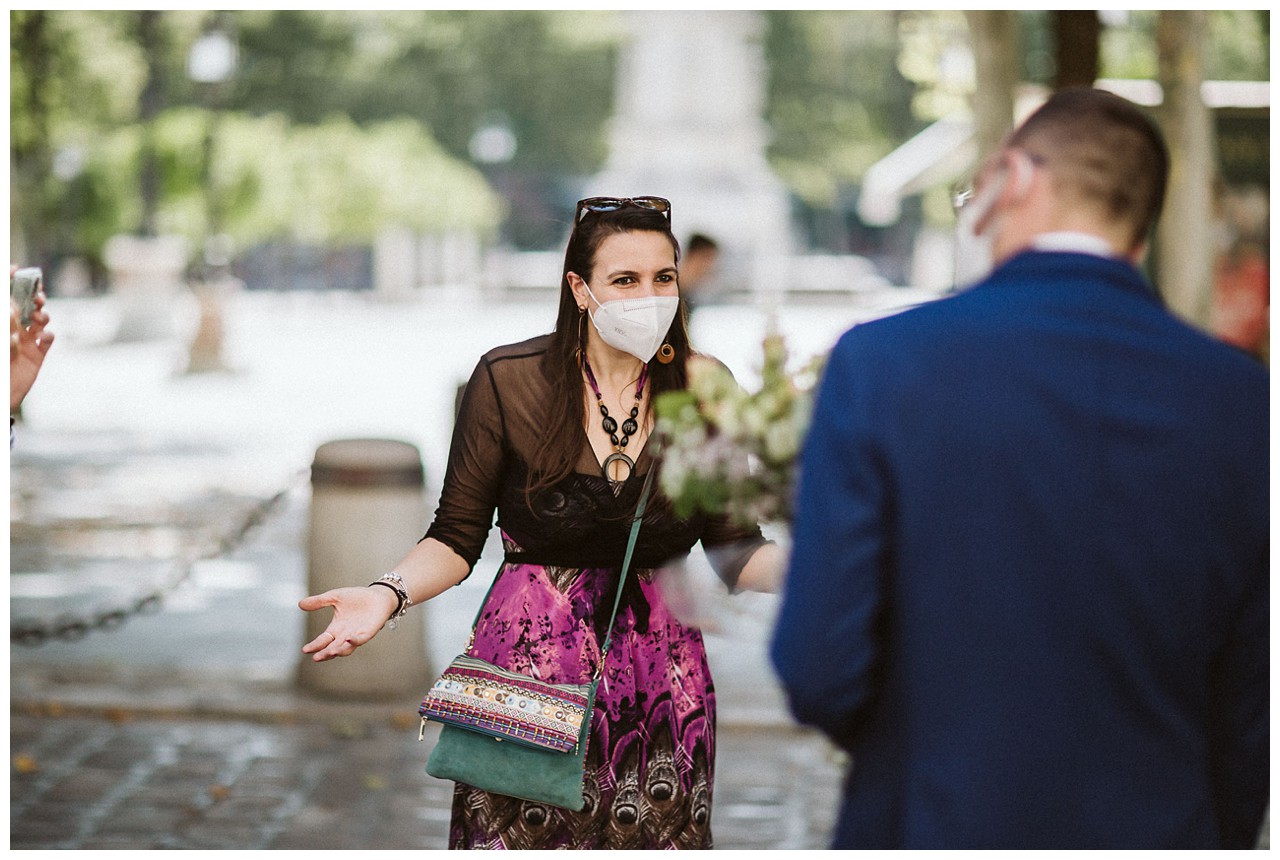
[369,572,412,629]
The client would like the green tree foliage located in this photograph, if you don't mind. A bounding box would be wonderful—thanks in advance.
[14,11,1267,273]
[10,10,617,268]
[894,11,974,122]
[88,110,502,251]
[223,10,358,124]
[1100,10,1269,81]
[218,11,617,176]
[10,11,145,265]
[217,10,619,248]
[763,11,919,209]
[1204,11,1269,81]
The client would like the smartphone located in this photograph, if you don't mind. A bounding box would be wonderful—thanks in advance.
[10,267,42,326]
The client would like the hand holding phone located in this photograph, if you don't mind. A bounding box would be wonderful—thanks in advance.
[10,267,43,326]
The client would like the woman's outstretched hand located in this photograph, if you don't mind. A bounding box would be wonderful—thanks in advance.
[299,585,398,662]
[11,289,55,412]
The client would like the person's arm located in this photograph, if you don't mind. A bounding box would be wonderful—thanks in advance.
[699,512,781,595]
[734,541,784,593]
[300,354,506,661]
[769,332,886,750]
[300,537,471,661]
[11,291,54,413]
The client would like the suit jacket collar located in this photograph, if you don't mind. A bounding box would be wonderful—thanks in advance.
[982,249,1164,306]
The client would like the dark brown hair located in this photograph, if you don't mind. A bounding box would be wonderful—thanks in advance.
[526,205,693,497]
[1009,87,1169,249]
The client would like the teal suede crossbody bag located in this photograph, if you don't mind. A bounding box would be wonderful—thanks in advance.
[419,470,654,811]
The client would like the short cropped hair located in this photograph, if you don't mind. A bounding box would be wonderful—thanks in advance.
[686,233,718,255]
[1009,87,1169,249]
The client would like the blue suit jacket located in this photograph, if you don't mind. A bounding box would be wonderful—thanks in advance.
[770,251,1269,849]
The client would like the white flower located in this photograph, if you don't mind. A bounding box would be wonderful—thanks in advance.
[764,421,799,464]
[653,331,824,526]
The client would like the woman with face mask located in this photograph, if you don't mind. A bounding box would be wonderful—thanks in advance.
[300,197,783,849]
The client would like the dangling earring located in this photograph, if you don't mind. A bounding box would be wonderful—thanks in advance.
[657,342,675,364]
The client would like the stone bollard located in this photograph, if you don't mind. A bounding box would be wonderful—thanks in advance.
[297,438,432,700]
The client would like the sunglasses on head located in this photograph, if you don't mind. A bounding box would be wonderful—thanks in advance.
[575,196,672,224]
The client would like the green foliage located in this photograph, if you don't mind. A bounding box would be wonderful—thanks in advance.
[1205,11,1270,81]
[228,10,359,124]
[10,11,146,149]
[895,11,972,121]
[1101,10,1270,81]
[1099,11,1160,80]
[223,10,618,175]
[12,9,1269,271]
[88,110,503,251]
[764,11,920,208]
[11,10,615,264]
[654,329,825,526]
[247,114,504,244]
[11,10,511,267]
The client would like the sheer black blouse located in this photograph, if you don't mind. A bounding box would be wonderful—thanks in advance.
[423,335,766,587]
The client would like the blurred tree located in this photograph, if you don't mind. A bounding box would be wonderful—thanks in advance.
[1051,11,1100,89]
[1203,10,1269,81]
[965,11,1019,158]
[91,110,502,252]
[1101,10,1269,81]
[11,10,153,272]
[763,11,918,211]
[895,11,974,122]
[762,10,924,257]
[1155,11,1217,328]
[377,11,616,177]
[9,10,510,276]
[136,10,168,236]
[10,11,57,267]
[210,10,617,248]
[13,11,1267,274]
[220,10,357,124]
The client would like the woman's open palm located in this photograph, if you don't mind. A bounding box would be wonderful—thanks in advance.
[299,586,395,662]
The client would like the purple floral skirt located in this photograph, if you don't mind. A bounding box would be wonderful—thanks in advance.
[447,540,717,849]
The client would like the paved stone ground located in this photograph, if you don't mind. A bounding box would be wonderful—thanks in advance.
[10,708,844,850]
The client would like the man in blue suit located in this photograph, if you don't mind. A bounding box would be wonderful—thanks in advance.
[771,88,1268,849]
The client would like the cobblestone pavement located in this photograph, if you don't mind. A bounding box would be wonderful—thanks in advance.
[10,708,844,850]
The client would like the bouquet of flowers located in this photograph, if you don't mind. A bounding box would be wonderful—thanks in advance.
[654,328,825,527]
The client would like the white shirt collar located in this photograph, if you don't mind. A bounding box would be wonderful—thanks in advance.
[1029,231,1119,258]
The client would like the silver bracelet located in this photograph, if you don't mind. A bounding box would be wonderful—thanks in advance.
[369,571,412,629]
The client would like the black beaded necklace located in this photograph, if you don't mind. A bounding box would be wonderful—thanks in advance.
[581,354,648,483]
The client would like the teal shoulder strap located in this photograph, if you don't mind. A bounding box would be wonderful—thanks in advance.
[599,468,655,663]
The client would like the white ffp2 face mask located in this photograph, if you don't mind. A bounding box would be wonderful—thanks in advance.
[584,284,680,363]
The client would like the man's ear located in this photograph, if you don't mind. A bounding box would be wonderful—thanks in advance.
[1006,149,1036,202]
